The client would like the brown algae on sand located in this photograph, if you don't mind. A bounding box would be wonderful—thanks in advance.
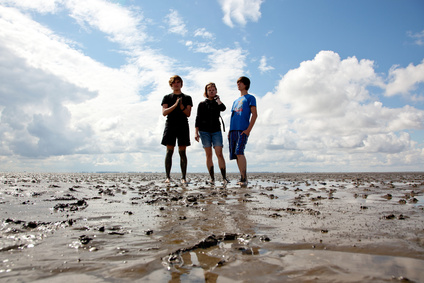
[0,172,423,282]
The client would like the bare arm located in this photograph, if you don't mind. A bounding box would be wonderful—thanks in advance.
[195,127,200,142]
[162,97,191,117]
[216,96,226,111]
[242,105,257,137]
[162,97,180,116]
[182,105,192,117]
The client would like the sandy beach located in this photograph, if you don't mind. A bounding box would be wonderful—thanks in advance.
[0,172,423,282]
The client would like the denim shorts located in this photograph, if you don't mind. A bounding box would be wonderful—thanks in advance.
[199,131,223,148]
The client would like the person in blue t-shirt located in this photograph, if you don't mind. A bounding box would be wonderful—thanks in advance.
[228,76,258,187]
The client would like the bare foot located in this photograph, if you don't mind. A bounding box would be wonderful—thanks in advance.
[237,180,248,187]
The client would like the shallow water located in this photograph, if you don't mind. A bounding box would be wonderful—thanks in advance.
[0,172,423,282]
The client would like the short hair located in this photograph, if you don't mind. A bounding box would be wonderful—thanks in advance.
[169,75,183,87]
[237,76,250,91]
[204,82,217,98]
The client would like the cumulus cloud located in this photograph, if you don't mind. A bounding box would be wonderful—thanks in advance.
[0,45,95,158]
[0,1,423,173]
[218,0,263,28]
[165,9,187,36]
[185,47,247,98]
[271,51,382,118]
[0,0,252,172]
[258,55,274,73]
[385,60,424,100]
[65,0,148,49]
[254,51,424,171]
[0,2,163,161]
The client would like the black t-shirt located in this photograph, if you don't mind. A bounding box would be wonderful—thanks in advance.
[195,99,226,132]
[161,93,193,126]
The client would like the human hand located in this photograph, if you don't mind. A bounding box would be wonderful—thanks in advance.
[174,97,181,107]
[195,134,200,142]
[215,96,223,106]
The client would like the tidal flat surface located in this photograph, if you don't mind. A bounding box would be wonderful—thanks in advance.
[0,172,423,282]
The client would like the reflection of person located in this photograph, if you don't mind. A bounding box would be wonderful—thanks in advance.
[195,83,228,185]
[161,75,193,184]
[229,76,257,187]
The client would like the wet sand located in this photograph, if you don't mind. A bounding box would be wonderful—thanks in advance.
[0,172,423,282]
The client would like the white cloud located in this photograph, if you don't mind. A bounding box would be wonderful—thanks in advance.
[185,47,247,96]
[268,51,382,118]
[0,2,167,161]
[194,28,214,39]
[218,0,263,28]
[407,30,424,46]
[165,9,187,36]
[0,0,63,13]
[253,51,424,171]
[0,1,252,172]
[0,45,95,158]
[361,132,412,154]
[385,60,424,100]
[258,55,274,73]
[0,1,423,173]
[65,0,148,49]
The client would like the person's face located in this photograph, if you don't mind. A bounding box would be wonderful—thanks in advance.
[237,80,246,91]
[171,79,182,91]
[207,85,217,98]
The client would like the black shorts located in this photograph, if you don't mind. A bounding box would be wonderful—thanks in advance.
[161,123,191,147]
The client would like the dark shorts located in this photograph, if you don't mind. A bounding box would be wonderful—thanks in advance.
[161,123,190,147]
[228,130,248,160]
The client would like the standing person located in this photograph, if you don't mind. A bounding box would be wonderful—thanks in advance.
[161,75,193,184]
[229,76,258,187]
[194,82,229,185]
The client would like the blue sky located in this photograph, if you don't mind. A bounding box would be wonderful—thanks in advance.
[0,0,423,173]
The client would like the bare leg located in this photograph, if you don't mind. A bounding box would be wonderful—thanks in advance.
[178,146,187,182]
[208,166,215,183]
[214,146,227,181]
[204,147,214,181]
[236,154,247,183]
[165,146,174,182]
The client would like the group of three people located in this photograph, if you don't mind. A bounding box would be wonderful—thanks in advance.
[161,75,257,186]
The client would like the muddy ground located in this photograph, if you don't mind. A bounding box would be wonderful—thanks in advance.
[0,172,423,282]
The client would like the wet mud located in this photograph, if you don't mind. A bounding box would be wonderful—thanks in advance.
[1,172,424,282]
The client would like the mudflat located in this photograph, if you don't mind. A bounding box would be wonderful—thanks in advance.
[1,172,423,282]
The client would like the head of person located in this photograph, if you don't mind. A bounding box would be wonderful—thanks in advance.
[204,82,217,98]
[169,75,183,87]
[237,76,250,91]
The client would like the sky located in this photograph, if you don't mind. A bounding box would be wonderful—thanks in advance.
[0,0,423,174]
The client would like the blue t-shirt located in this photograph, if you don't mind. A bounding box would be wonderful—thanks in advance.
[230,94,256,131]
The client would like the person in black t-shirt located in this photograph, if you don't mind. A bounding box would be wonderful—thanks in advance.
[161,75,193,184]
[195,82,228,185]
